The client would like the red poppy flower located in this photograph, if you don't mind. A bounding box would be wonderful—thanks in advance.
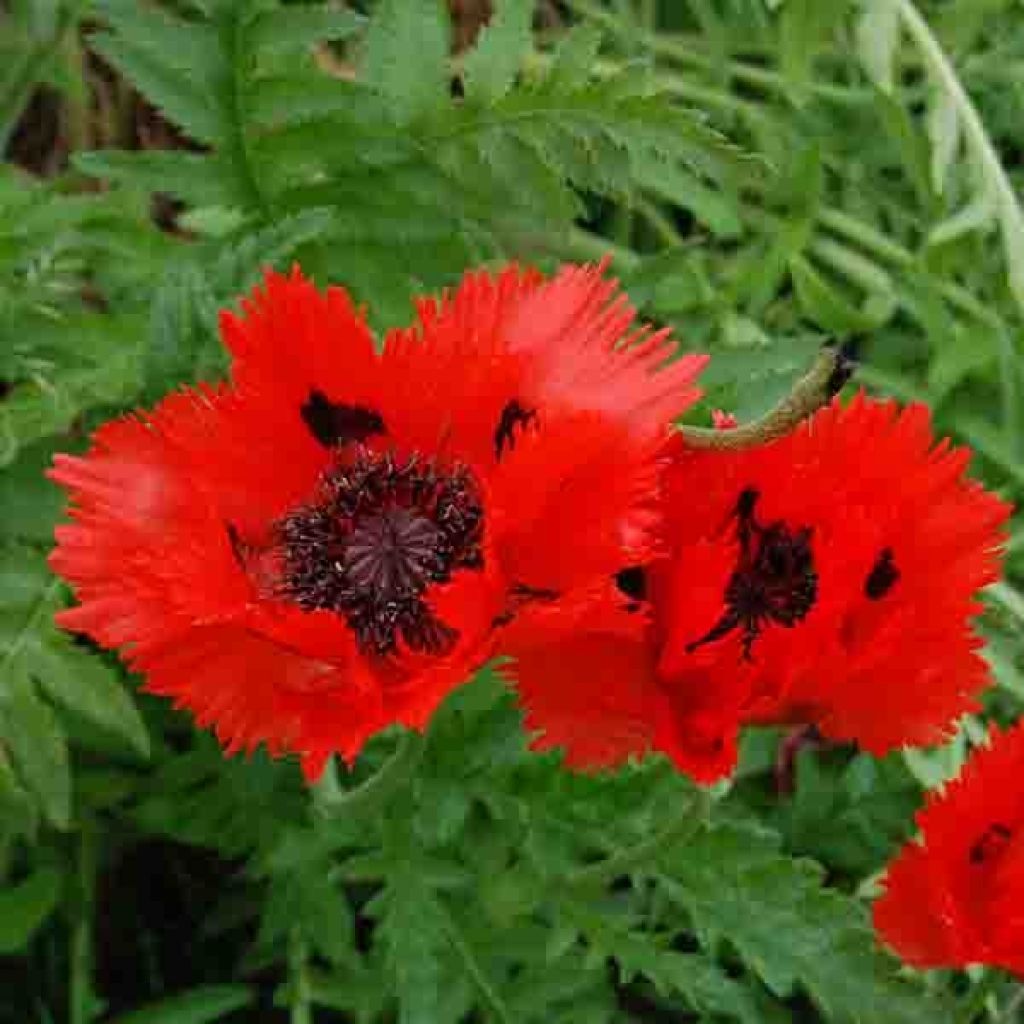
[504,393,1010,782]
[873,720,1024,975]
[49,263,706,779]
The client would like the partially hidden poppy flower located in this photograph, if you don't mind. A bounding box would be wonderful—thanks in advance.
[504,393,1010,782]
[49,263,706,780]
[873,720,1024,975]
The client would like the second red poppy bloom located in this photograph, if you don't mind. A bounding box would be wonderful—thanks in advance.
[507,394,1010,781]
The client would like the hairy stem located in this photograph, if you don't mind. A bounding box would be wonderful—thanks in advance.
[677,343,854,450]
[569,787,711,890]
[313,729,426,819]
[288,930,313,1024]
[69,825,96,1024]
[896,0,1024,312]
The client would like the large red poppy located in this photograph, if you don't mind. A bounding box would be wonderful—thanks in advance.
[49,263,706,779]
[873,720,1024,975]
[505,393,1010,782]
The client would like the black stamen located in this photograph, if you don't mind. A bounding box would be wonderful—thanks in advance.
[301,390,386,448]
[736,488,759,519]
[688,488,817,660]
[969,823,1013,864]
[615,567,648,602]
[278,450,483,656]
[225,522,245,566]
[494,399,538,459]
[864,547,899,600]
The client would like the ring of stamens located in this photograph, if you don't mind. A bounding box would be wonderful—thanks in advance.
[276,448,484,656]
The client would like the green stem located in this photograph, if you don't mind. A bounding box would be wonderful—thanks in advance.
[678,343,851,450]
[313,730,425,819]
[69,825,96,1024]
[954,970,1003,1019]
[1000,986,1024,1022]
[569,787,711,890]
[957,971,1003,1024]
[440,906,513,1024]
[895,0,1024,314]
[568,0,870,104]
[288,930,313,1024]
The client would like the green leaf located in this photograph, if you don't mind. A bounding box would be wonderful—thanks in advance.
[928,189,996,247]
[371,859,450,1024]
[544,23,603,94]
[0,670,71,829]
[0,867,63,953]
[362,0,450,124]
[104,985,255,1024]
[72,150,239,208]
[25,632,149,759]
[657,823,953,1023]
[0,313,143,467]
[462,0,533,104]
[789,255,887,335]
[89,4,224,144]
[855,0,900,93]
[246,6,363,54]
[926,85,959,195]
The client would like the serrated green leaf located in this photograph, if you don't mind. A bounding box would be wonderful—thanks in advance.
[372,861,450,1024]
[0,670,71,829]
[0,314,142,467]
[544,23,603,94]
[89,22,223,144]
[25,632,149,758]
[73,150,239,208]
[362,0,450,124]
[246,6,362,54]
[657,823,952,1023]
[0,867,63,953]
[462,0,533,104]
[104,985,254,1024]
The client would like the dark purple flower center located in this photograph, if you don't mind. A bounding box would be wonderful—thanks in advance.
[277,449,484,656]
[687,488,818,661]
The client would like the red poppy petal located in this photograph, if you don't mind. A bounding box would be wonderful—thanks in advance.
[874,722,1024,974]
[49,397,254,651]
[222,267,379,421]
[133,621,382,780]
[505,260,707,440]
[490,413,663,592]
[499,588,661,768]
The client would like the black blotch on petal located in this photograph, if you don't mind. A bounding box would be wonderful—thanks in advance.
[970,823,1013,864]
[615,566,648,602]
[301,390,386,448]
[494,399,538,459]
[865,547,899,600]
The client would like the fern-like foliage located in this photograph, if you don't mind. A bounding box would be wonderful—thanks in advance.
[76,0,741,325]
